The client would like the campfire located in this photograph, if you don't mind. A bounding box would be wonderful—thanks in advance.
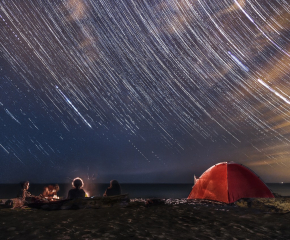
[42,184,60,201]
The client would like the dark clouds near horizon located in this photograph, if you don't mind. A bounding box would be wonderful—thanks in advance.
[1,0,290,183]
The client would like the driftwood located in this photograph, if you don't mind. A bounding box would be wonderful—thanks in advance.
[30,194,130,210]
[0,194,130,210]
[0,198,26,209]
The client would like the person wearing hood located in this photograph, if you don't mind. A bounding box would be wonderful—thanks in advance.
[103,180,121,196]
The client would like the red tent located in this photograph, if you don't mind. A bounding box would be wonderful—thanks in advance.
[188,162,274,203]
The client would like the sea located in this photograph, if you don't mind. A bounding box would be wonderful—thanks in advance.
[0,183,289,199]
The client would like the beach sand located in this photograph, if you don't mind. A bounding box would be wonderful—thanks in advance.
[0,198,289,240]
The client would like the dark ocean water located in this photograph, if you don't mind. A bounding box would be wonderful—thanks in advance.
[0,183,289,199]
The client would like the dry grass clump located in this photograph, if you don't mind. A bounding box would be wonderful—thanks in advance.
[235,197,290,213]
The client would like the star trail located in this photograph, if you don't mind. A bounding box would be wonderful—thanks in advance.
[0,0,290,183]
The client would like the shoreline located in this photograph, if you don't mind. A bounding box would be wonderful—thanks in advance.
[0,183,289,200]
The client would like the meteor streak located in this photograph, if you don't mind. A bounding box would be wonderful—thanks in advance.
[258,79,290,105]
[5,109,21,124]
[228,51,249,72]
[56,86,92,128]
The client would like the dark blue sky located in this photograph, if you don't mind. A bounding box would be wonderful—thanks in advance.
[1,0,290,183]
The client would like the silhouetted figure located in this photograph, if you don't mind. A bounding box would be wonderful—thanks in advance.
[67,178,86,199]
[103,180,121,196]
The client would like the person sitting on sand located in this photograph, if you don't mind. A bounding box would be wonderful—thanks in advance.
[17,181,32,201]
[67,178,86,199]
[103,180,121,196]
[13,181,34,208]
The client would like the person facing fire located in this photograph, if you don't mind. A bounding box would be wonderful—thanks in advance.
[103,180,121,196]
[17,181,32,201]
[67,178,86,199]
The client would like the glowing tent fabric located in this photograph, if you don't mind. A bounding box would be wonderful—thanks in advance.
[188,162,274,203]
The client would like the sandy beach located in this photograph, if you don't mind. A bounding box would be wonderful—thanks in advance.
[0,198,289,240]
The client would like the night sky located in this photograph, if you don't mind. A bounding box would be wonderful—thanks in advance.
[1,0,290,183]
